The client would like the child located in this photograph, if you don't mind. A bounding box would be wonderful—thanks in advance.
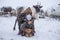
[20,14,35,37]
[20,19,35,37]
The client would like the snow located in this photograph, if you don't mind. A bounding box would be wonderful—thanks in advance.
[0,16,60,40]
[0,0,60,10]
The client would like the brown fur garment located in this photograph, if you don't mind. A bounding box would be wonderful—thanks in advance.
[24,7,32,15]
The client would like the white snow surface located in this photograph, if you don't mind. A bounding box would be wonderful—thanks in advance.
[0,16,60,40]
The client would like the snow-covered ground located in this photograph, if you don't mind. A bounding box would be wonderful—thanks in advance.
[0,16,60,40]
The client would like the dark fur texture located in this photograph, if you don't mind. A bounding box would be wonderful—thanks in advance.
[33,5,43,12]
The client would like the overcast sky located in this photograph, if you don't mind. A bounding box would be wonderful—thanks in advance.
[0,0,60,10]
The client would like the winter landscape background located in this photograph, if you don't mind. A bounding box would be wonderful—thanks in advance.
[0,0,60,40]
[0,0,60,10]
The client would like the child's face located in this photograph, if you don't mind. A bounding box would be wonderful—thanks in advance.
[27,20,32,24]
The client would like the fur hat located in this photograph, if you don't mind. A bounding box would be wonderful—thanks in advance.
[24,7,32,14]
